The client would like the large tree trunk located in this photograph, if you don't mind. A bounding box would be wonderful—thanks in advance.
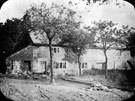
[78,54,81,76]
[49,39,54,83]
[104,50,108,79]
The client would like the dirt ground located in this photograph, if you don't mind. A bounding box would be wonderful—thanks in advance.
[0,77,133,101]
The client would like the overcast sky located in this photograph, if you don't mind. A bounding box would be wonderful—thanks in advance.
[0,0,135,28]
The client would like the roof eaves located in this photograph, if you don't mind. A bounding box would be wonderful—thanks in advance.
[7,45,32,59]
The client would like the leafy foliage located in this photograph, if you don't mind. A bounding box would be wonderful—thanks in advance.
[0,18,30,73]
[59,29,94,76]
[85,20,120,50]
[63,49,78,63]
[0,18,30,53]
[61,29,93,53]
[60,29,94,57]
[24,3,80,81]
[120,26,135,48]
[86,0,135,7]
[117,26,135,57]
[24,3,79,42]
[85,20,123,78]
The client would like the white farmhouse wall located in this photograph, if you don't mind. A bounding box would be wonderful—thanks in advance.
[107,50,131,69]
[32,46,50,73]
[7,44,132,75]
[32,46,132,75]
[81,49,105,69]
[29,31,132,74]
[32,58,48,73]
[33,46,65,60]
[32,46,68,74]
[82,49,131,70]
[12,60,21,74]
[67,62,79,75]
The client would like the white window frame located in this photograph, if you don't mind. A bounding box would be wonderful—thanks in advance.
[52,47,60,53]
[81,62,88,68]
[55,61,66,69]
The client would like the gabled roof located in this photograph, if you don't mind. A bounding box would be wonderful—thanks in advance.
[6,45,34,60]
[6,43,66,60]
[29,31,129,50]
[30,31,59,44]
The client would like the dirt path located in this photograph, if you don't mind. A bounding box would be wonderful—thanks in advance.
[0,78,133,101]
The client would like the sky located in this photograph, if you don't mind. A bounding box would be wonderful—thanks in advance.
[0,0,135,28]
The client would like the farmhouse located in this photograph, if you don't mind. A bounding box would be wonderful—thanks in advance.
[6,43,68,75]
[6,32,132,75]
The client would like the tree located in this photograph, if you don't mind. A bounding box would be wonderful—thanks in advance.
[86,0,135,7]
[120,26,135,57]
[59,29,94,76]
[24,3,79,82]
[118,26,135,70]
[1,18,30,53]
[0,18,30,73]
[85,20,122,78]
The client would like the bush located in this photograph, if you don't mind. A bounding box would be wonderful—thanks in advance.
[83,69,96,75]
[83,69,105,76]
[115,73,128,86]
[4,73,30,79]
[56,74,64,79]
[129,72,135,83]
[108,70,128,86]
[30,73,48,80]
[108,70,119,81]
[65,73,75,76]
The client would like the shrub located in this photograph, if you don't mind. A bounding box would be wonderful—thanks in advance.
[65,73,75,76]
[115,73,128,86]
[82,69,105,76]
[56,74,64,79]
[108,70,128,86]
[108,70,119,81]
[83,69,95,75]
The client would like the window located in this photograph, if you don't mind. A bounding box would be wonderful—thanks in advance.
[54,48,57,53]
[63,62,66,68]
[85,63,87,68]
[12,60,15,70]
[55,62,59,69]
[40,61,47,71]
[12,60,15,66]
[57,48,59,52]
[40,61,46,65]
[52,47,60,53]
[82,63,84,68]
[81,62,88,68]
[60,63,62,68]
[55,62,66,69]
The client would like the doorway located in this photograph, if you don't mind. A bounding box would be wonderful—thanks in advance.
[24,61,31,72]
[40,61,47,72]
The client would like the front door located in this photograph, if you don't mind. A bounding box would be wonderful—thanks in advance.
[24,61,31,72]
